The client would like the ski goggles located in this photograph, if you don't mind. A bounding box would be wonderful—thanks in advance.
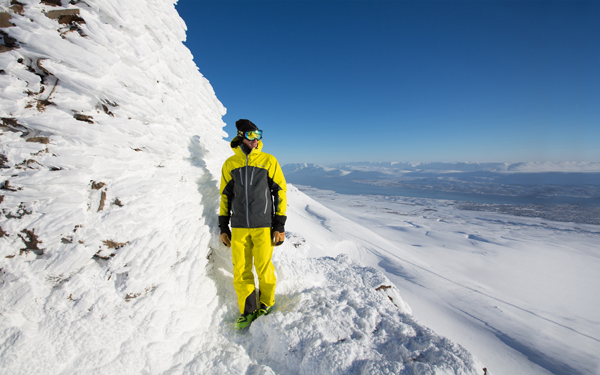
[242,129,263,141]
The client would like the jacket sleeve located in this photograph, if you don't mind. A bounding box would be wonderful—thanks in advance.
[219,161,234,218]
[269,157,287,218]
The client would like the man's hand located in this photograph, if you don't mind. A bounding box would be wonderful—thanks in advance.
[219,215,232,248]
[272,215,286,247]
[272,231,285,246]
[221,232,231,247]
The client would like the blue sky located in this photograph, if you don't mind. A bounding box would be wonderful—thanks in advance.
[175,0,600,165]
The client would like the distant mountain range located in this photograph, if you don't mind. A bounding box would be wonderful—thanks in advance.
[283,161,600,199]
[284,161,600,174]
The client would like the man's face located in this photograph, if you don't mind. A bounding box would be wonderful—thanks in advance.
[242,137,259,149]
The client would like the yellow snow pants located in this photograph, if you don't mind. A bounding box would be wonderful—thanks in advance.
[231,227,276,314]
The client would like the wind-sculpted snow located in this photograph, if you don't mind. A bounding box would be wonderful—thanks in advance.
[0,1,483,374]
[0,0,228,373]
[0,0,229,290]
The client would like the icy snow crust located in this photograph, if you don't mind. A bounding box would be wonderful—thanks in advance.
[0,1,480,374]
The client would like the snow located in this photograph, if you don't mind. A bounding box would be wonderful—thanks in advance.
[0,1,484,374]
[291,186,600,375]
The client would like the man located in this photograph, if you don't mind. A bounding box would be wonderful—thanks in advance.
[219,119,287,329]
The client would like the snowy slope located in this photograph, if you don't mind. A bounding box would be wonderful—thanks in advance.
[294,186,600,375]
[0,1,482,374]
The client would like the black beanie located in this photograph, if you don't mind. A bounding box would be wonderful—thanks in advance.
[236,119,259,133]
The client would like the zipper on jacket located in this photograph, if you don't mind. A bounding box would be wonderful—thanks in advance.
[264,188,269,214]
[244,153,250,227]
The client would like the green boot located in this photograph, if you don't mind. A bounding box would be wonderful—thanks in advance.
[257,303,272,317]
[235,311,257,330]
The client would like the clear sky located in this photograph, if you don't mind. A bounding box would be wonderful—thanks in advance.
[174,0,600,166]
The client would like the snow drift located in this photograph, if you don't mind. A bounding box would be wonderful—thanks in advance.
[0,1,481,374]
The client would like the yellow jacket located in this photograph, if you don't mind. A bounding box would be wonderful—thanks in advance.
[219,138,287,229]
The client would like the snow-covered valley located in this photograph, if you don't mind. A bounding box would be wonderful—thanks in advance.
[291,185,600,375]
